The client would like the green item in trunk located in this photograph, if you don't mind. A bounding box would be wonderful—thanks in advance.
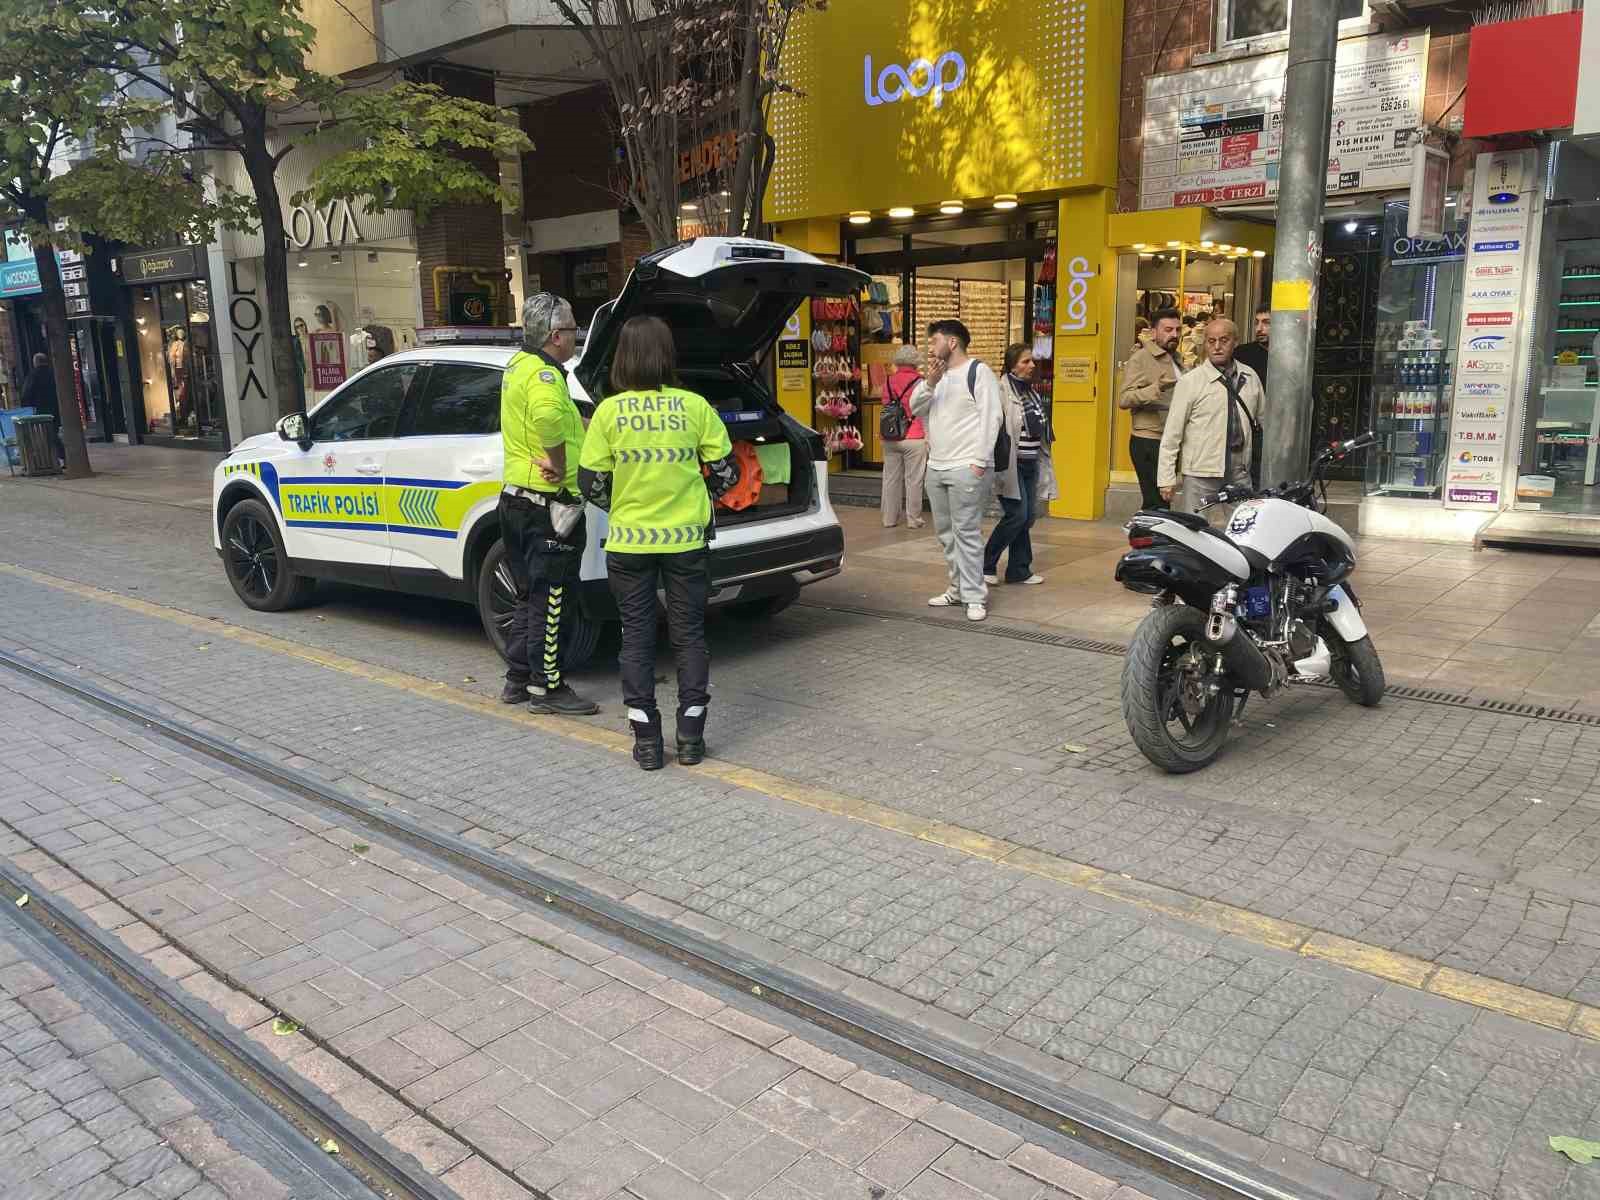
[755,441,791,485]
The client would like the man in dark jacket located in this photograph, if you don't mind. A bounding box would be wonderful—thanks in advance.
[20,353,64,465]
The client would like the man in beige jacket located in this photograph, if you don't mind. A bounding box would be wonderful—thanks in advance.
[1119,307,1181,509]
[1158,317,1263,518]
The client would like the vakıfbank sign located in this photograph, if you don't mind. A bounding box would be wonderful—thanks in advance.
[766,0,1119,222]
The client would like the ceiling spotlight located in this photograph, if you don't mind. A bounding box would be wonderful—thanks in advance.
[993,194,1018,210]
[888,206,915,219]
[681,202,698,212]
[848,211,872,225]
[296,257,308,268]
[1200,240,1214,249]
[1252,249,1267,258]
[1138,252,1155,259]
[1344,220,1359,233]
[1216,244,1233,253]
[939,201,964,215]
[1166,240,1182,248]
[1131,242,1147,251]
[330,251,342,265]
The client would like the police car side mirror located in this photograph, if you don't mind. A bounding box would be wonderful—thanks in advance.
[277,412,312,450]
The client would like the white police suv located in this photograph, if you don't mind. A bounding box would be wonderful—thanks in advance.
[212,237,866,666]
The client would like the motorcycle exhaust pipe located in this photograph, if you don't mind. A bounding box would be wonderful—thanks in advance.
[1204,625,1275,692]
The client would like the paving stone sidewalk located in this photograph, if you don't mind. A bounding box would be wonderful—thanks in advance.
[0,923,318,1200]
[5,485,1600,1018]
[4,658,1600,1200]
[0,673,1162,1200]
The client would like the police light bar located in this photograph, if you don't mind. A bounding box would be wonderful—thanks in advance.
[415,326,522,346]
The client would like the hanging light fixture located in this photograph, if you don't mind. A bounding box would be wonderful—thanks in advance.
[888,206,915,219]
[939,200,964,215]
[993,194,1018,210]
[848,211,872,225]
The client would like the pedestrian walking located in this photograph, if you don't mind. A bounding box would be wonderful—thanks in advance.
[1158,317,1263,519]
[20,352,64,465]
[1119,307,1182,510]
[910,319,1002,622]
[578,316,740,771]
[498,292,600,716]
[879,344,929,529]
[983,343,1051,586]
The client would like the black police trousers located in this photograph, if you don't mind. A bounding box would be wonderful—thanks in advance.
[501,493,584,691]
[606,548,710,715]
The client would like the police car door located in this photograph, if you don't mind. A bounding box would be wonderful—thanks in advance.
[383,360,504,582]
[275,362,420,568]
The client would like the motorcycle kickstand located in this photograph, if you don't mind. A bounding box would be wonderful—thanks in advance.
[1232,692,1250,725]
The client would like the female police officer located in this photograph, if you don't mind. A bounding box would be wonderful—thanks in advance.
[578,316,739,770]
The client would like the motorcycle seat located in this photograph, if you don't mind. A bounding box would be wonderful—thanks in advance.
[1137,508,1210,532]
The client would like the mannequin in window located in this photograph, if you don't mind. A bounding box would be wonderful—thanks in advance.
[166,327,191,430]
[292,316,310,389]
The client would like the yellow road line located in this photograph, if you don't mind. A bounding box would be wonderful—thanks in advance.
[4,559,1597,1042]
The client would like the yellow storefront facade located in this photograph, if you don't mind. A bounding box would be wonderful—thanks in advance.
[766,0,1125,520]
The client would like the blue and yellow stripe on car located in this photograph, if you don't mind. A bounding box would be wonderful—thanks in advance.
[261,471,501,539]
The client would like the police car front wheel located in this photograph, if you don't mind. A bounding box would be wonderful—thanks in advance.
[220,499,317,612]
[475,538,602,671]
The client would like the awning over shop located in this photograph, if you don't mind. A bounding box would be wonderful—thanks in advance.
[1107,208,1274,257]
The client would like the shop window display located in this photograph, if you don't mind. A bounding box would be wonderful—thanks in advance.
[282,238,420,405]
[132,280,223,443]
[1364,200,1464,500]
[1522,204,1600,515]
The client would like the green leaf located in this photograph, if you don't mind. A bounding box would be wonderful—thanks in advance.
[1550,1136,1600,1164]
[271,1017,300,1036]
[15,893,27,908]
[320,1138,340,1154]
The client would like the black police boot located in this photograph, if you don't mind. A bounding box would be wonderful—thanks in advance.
[629,709,664,771]
[675,705,707,766]
[529,683,600,716]
[500,678,529,705]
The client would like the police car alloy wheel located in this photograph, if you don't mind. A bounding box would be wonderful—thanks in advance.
[475,537,602,670]
[220,498,317,612]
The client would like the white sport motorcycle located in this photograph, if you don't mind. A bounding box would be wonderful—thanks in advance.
[1114,432,1385,773]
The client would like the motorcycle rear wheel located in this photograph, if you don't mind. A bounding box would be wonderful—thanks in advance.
[1122,604,1236,773]
[1325,629,1385,707]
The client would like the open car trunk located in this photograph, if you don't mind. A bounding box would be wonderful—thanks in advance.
[573,239,868,529]
[684,367,822,526]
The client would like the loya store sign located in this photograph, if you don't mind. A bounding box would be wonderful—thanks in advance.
[1445,149,1536,512]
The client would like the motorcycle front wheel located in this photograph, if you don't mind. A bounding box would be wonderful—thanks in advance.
[1325,628,1385,707]
[1121,604,1236,774]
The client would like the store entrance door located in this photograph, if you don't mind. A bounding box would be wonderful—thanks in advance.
[848,217,1055,469]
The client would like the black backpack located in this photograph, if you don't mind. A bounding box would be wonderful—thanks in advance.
[880,374,913,442]
[970,360,1010,469]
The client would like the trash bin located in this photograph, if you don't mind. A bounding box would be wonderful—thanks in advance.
[13,414,62,476]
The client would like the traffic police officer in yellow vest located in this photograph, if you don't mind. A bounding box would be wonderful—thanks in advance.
[579,315,739,770]
[498,293,600,716]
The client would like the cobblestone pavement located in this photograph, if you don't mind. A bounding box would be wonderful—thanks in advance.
[2,586,1600,1199]
[4,485,1600,1017]
[0,673,1162,1200]
[0,921,330,1199]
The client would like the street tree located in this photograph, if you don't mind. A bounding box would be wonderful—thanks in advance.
[547,0,825,248]
[33,0,531,422]
[0,25,229,477]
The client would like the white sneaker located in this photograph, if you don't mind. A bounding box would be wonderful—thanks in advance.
[1019,574,1044,585]
[983,573,999,585]
[966,603,987,622]
[928,591,961,607]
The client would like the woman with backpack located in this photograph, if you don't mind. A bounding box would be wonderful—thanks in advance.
[983,343,1054,586]
[878,344,928,528]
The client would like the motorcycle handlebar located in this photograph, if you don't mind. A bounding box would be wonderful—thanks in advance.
[1199,431,1376,511]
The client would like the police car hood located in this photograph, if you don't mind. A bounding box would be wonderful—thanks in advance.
[575,237,867,397]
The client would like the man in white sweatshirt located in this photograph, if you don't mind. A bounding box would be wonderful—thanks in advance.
[910,319,1003,621]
